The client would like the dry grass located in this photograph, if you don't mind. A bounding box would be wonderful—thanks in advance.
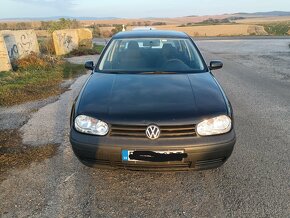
[99,26,115,31]
[128,24,267,36]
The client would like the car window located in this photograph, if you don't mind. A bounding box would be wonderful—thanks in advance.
[98,38,206,73]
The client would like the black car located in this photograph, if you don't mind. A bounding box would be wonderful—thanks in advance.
[70,30,236,171]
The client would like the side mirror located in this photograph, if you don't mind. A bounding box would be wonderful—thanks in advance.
[209,61,223,70]
[85,61,94,70]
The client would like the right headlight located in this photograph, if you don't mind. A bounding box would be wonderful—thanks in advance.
[74,115,109,136]
[196,115,232,136]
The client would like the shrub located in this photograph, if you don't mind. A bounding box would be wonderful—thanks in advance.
[64,44,104,57]
[112,25,123,35]
[263,22,290,35]
[38,37,56,55]
[152,22,167,26]
[40,18,81,33]
[102,30,113,38]
[15,52,61,71]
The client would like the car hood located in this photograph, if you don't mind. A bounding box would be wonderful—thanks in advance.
[76,72,228,125]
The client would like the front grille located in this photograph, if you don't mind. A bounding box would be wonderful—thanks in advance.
[110,124,196,138]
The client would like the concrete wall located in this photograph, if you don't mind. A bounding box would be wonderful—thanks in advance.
[52,28,92,55]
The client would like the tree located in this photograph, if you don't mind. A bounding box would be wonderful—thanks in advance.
[91,24,101,37]
[111,25,123,35]
[47,18,81,33]
[0,23,8,30]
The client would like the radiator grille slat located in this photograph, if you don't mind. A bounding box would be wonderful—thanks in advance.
[110,124,197,138]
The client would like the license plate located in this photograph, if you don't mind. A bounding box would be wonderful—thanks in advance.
[122,150,185,162]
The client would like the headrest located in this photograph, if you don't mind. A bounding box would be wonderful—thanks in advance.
[162,43,174,50]
[127,41,139,50]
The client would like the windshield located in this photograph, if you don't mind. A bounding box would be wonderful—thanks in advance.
[98,38,206,73]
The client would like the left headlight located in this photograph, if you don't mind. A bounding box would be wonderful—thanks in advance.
[74,115,109,136]
[196,115,232,136]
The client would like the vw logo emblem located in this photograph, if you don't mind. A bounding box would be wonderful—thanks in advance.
[146,125,160,140]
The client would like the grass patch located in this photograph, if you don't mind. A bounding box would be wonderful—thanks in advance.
[0,53,87,106]
[65,44,105,57]
[62,61,87,79]
[262,21,290,35]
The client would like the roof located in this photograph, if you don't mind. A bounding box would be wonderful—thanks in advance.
[113,30,189,39]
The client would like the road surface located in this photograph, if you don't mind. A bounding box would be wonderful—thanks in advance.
[1,39,290,217]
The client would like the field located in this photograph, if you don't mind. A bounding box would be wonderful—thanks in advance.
[127,24,268,36]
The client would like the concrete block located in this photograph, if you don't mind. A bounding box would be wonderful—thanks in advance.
[52,29,79,56]
[77,28,93,49]
[1,30,40,60]
[0,35,12,72]
[52,28,93,55]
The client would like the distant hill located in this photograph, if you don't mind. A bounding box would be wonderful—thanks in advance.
[0,16,119,21]
[234,11,290,17]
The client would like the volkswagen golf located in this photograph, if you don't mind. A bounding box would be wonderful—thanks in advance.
[70,30,236,171]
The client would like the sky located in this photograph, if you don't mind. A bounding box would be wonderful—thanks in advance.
[0,0,290,19]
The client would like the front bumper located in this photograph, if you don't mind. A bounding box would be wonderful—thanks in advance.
[70,128,236,171]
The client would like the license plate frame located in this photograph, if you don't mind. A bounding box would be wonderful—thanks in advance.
[122,150,185,162]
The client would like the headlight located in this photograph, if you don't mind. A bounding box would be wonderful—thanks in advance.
[196,115,231,136]
[74,115,109,136]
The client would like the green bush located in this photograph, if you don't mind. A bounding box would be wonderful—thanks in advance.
[263,22,290,35]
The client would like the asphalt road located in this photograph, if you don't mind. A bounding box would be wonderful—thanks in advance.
[1,40,290,217]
